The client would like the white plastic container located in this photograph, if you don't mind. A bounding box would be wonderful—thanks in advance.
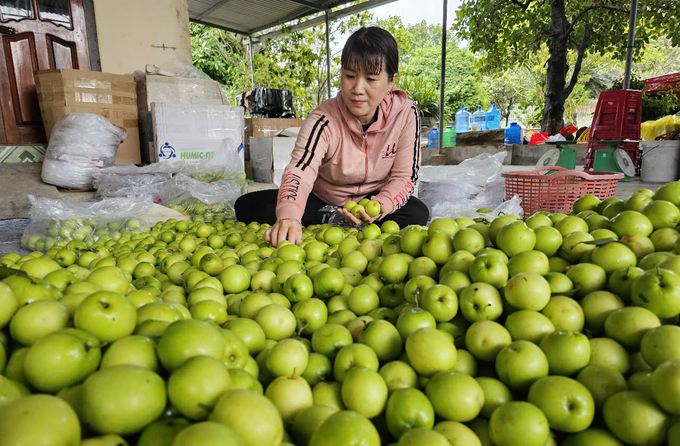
[641,141,680,182]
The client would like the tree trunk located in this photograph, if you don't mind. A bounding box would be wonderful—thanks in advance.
[541,0,570,134]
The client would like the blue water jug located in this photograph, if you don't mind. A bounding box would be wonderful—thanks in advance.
[472,106,486,131]
[486,104,501,130]
[455,106,470,133]
[427,127,439,148]
[504,122,522,145]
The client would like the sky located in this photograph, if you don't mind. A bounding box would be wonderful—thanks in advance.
[369,0,463,26]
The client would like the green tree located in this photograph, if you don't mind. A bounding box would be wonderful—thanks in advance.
[455,0,679,133]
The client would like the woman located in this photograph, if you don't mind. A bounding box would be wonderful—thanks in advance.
[235,26,429,246]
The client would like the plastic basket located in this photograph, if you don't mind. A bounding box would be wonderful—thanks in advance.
[502,166,623,218]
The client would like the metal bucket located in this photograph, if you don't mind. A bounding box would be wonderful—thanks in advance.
[641,141,680,182]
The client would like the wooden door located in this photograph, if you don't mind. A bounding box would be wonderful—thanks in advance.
[0,0,89,144]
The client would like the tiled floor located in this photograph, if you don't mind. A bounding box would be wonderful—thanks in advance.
[0,145,46,163]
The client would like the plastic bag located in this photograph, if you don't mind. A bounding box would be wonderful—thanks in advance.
[416,152,508,213]
[160,174,243,222]
[147,60,212,80]
[22,196,153,251]
[641,115,680,141]
[430,195,524,222]
[41,113,128,189]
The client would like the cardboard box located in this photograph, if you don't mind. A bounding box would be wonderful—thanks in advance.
[250,136,296,185]
[34,69,140,164]
[245,118,304,160]
[151,103,245,168]
[136,74,231,163]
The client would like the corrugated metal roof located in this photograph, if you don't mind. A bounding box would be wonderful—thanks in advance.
[188,0,364,35]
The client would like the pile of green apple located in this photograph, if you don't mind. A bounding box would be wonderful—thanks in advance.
[22,217,150,252]
[5,181,680,445]
[166,201,236,223]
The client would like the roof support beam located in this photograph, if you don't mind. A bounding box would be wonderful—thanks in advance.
[253,0,397,40]
[191,18,248,35]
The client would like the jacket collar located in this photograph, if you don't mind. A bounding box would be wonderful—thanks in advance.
[335,88,410,137]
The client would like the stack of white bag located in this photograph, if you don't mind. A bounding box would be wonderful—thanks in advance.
[41,113,127,189]
[416,152,524,221]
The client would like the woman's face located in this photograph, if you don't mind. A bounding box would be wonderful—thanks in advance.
[341,66,396,125]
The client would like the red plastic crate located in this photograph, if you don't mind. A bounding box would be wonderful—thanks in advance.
[584,90,642,170]
[503,166,623,218]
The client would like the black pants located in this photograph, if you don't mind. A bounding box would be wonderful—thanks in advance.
[235,189,430,228]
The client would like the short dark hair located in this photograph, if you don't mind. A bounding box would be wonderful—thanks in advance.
[341,27,399,81]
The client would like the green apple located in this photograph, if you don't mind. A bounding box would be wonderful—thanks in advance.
[489,401,550,446]
[653,181,680,204]
[100,334,158,371]
[526,213,553,230]
[591,242,637,275]
[476,376,513,418]
[396,427,450,445]
[74,291,137,343]
[610,211,654,238]
[0,394,80,445]
[406,327,457,378]
[396,307,436,341]
[581,291,624,335]
[504,273,550,311]
[254,304,296,340]
[496,221,536,257]
[0,282,18,329]
[603,391,667,446]
[10,299,69,345]
[632,268,680,318]
[539,330,591,376]
[422,231,454,265]
[219,265,251,294]
[265,375,314,424]
[314,267,345,298]
[378,254,409,284]
[459,283,503,322]
[642,200,680,229]
[421,284,458,322]
[566,263,607,297]
[24,328,101,393]
[544,272,573,294]
[533,226,563,257]
[489,215,519,245]
[559,232,596,263]
[504,310,555,344]
[426,370,484,422]
[453,228,485,255]
[651,359,680,415]
[228,368,264,394]
[86,266,130,294]
[157,319,225,371]
[573,195,601,213]
[439,270,471,295]
[348,284,380,315]
[400,226,428,257]
[302,352,332,387]
[434,420,482,446]
[576,365,628,410]
[312,381,344,410]
[267,338,309,378]
[589,337,630,375]
[293,297,328,336]
[341,366,388,418]
[561,428,626,446]
[465,320,512,362]
[209,389,284,446]
[608,266,643,302]
[311,323,353,358]
[308,410,380,446]
[626,190,654,211]
[168,355,231,420]
[291,405,338,446]
[641,325,680,368]
[342,250,368,273]
[469,255,508,288]
[528,375,594,433]
[496,340,549,390]
[604,306,661,350]
[379,360,419,393]
[650,227,680,251]
[0,375,29,408]
[171,421,243,446]
[429,218,459,237]
[358,319,403,363]
[621,234,655,261]
[82,365,166,435]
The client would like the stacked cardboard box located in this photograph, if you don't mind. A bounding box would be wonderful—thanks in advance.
[34,70,140,164]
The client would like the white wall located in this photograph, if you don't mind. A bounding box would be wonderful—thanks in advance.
[93,0,192,75]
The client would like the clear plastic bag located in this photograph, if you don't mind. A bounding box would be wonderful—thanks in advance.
[147,60,213,80]
[22,196,153,251]
[430,195,524,222]
[417,152,508,213]
[41,113,128,189]
[160,174,243,222]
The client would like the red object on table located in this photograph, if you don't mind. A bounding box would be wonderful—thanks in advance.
[502,166,623,218]
[529,132,549,145]
[560,124,578,136]
[584,90,642,170]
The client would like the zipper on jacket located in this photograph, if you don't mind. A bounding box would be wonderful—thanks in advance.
[356,132,367,195]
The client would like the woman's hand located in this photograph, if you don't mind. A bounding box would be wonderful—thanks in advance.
[265,219,303,247]
[338,208,380,226]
